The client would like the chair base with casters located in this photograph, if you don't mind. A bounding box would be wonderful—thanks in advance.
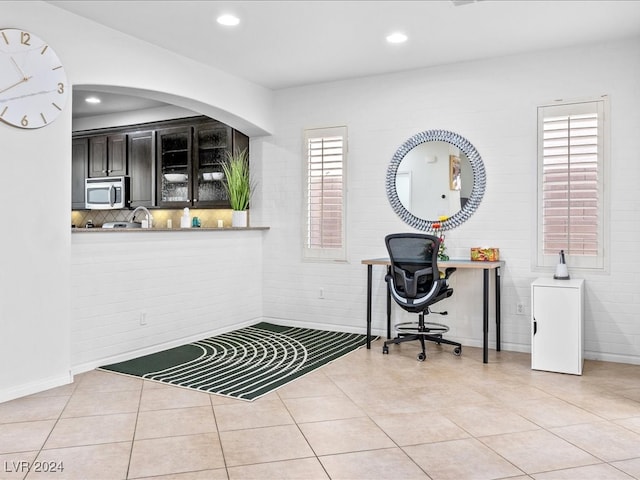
[382,309,463,361]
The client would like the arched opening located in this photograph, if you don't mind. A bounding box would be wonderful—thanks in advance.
[71,84,269,137]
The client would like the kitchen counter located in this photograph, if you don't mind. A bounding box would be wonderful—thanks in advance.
[72,226,270,233]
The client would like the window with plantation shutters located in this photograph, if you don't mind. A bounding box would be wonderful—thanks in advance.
[303,126,347,261]
[537,99,607,270]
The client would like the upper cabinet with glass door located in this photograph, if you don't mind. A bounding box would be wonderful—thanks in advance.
[194,123,229,207]
[194,121,249,207]
[156,118,249,208]
[157,126,192,207]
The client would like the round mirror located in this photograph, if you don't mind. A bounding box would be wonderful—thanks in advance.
[386,130,486,231]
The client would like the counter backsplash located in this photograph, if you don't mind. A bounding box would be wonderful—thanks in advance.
[72,208,238,229]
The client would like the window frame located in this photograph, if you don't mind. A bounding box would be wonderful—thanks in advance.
[536,96,609,271]
[302,126,348,262]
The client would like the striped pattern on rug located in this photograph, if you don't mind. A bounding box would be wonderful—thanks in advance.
[100,323,371,401]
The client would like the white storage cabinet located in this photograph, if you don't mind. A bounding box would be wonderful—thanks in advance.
[531,278,584,375]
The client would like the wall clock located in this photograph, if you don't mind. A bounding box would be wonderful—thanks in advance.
[0,28,69,129]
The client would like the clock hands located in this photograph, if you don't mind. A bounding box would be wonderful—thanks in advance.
[10,56,28,80]
[0,75,32,95]
[1,56,32,95]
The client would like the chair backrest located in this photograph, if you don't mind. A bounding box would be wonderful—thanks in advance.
[385,233,440,301]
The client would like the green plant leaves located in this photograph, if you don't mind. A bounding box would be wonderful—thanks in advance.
[221,148,255,211]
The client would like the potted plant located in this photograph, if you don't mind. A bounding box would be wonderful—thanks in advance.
[221,148,255,227]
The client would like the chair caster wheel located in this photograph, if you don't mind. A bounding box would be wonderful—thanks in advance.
[453,347,462,356]
[382,345,389,355]
[417,352,426,362]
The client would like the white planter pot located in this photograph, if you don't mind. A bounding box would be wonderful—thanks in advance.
[232,210,248,227]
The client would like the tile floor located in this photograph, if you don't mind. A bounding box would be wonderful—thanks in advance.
[1,340,640,479]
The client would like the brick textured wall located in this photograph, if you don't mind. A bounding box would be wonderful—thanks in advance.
[70,230,264,371]
[252,38,640,364]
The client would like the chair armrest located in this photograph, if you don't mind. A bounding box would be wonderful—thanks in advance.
[444,267,457,279]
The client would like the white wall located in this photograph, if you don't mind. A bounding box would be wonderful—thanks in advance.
[254,37,640,365]
[0,3,73,402]
[0,1,274,402]
[0,77,72,403]
[71,231,265,373]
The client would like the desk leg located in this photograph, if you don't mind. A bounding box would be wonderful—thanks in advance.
[483,268,489,364]
[496,267,501,352]
[366,264,372,349]
[386,266,391,341]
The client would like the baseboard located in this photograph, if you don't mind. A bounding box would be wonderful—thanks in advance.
[265,318,535,355]
[262,317,374,336]
[70,318,640,377]
[0,371,73,404]
[584,351,640,366]
[369,326,533,355]
[71,318,260,376]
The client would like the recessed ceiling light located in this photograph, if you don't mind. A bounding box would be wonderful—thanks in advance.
[217,14,240,26]
[386,32,408,44]
[85,96,101,104]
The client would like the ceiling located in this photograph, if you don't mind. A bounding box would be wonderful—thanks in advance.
[71,89,169,118]
[49,0,640,117]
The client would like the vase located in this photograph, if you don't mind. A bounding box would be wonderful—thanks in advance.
[231,210,248,227]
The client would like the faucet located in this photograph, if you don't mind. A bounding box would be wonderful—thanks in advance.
[129,206,153,228]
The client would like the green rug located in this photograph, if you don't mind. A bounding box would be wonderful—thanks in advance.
[100,322,372,401]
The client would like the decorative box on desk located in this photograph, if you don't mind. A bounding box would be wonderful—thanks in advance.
[470,247,499,262]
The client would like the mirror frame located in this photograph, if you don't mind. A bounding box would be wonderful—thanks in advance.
[386,129,486,232]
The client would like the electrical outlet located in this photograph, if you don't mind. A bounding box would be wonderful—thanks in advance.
[140,312,147,325]
[516,303,525,315]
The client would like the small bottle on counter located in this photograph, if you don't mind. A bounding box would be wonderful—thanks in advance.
[85,219,94,228]
[180,208,191,228]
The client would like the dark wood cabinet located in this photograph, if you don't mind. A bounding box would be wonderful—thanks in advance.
[157,126,192,207]
[128,131,155,207]
[88,134,127,177]
[73,116,249,210]
[193,121,249,208]
[71,138,89,209]
[87,136,106,177]
[233,128,250,155]
[156,120,249,208]
[193,122,231,207]
[109,135,127,176]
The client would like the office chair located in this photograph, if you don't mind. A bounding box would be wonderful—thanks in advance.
[382,233,462,361]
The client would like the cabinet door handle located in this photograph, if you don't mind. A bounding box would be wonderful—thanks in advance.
[533,318,537,335]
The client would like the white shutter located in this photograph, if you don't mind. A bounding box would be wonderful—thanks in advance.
[304,126,347,261]
[537,99,606,269]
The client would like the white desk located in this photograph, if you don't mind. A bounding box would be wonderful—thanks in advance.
[362,258,504,363]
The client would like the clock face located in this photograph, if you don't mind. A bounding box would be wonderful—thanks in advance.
[0,28,69,129]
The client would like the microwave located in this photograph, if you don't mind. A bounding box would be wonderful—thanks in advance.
[85,176,130,210]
